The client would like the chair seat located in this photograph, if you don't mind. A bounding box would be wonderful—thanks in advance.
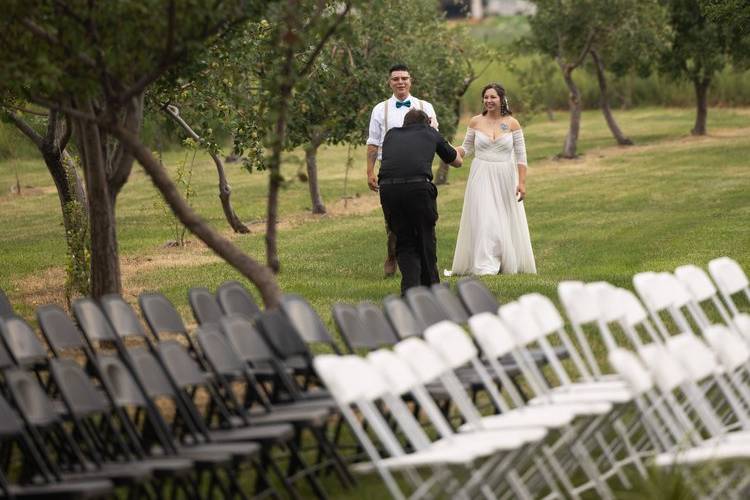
[249,406,331,427]
[654,441,750,466]
[530,387,632,406]
[177,441,262,461]
[6,479,114,500]
[459,405,576,432]
[208,423,295,444]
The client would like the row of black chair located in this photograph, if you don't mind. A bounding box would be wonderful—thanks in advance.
[0,285,356,499]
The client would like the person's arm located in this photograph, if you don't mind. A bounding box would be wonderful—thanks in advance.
[435,131,461,167]
[366,145,379,191]
[365,105,383,192]
[511,120,528,201]
[456,128,476,160]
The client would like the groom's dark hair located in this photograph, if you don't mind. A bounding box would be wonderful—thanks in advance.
[389,63,410,75]
[403,109,429,126]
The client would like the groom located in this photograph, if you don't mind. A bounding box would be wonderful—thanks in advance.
[378,109,461,294]
[366,64,439,277]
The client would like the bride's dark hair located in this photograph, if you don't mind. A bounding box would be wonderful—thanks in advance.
[481,83,512,116]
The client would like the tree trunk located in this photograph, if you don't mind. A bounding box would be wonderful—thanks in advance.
[304,133,326,214]
[590,49,633,146]
[560,65,582,159]
[111,125,282,308]
[164,105,250,233]
[691,77,710,136]
[71,99,121,298]
[470,0,483,20]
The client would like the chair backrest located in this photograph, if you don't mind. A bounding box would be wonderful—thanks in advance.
[254,309,309,360]
[607,349,653,395]
[356,302,399,347]
[708,256,749,296]
[392,337,448,385]
[5,368,60,427]
[0,289,13,320]
[96,355,148,407]
[0,316,47,366]
[188,287,224,326]
[72,298,119,344]
[280,294,338,349]
[456,278,499,315]
[36,305,86,354]
[674,264,717,303]
[365,349,422,396]
[196,324,245,376]
[219,314,276,366]
[50,358,110,417]
[127,346,178,399]
[498,301,545,345]
[99,294,150,341]
[313,355,366,405]
[332,303,377,352]
[216,281,261,319]
[431,283,470,324]
[383,294,425,339]
[405,286,450,328]
[702,324,750,372]
[467,312,517,359]
[559,280,602,324]
[422,321,477,370]
[0,336,14,370]
[139,292,189,340]
[519,293,563,334]
[156,340,208,388]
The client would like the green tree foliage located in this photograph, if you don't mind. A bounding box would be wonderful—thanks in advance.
[660,0,727,135]
[0,1,287,305]
[701,0,750,68]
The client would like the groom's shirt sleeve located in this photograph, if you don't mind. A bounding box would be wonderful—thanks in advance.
[433,130,457,164]
[366,102,385,147]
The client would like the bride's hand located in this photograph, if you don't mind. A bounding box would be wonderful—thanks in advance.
[516,183,526,202]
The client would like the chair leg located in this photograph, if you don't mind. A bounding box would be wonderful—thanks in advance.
[287,440,329,500]
[311,426,356,488]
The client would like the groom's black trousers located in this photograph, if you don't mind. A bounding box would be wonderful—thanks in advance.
[379,179,440,295]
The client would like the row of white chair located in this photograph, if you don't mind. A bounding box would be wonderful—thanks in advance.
[314,256,750,499]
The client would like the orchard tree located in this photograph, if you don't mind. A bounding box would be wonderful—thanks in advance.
[660,0,726,135]
[0,0,286,304]
[701,0,750,67]
[587,0,669,146]
[528,0,599,158]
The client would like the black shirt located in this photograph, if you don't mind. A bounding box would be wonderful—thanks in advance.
[379,123,457,181]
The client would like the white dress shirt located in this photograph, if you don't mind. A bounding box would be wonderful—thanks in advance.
[366,94,438,160]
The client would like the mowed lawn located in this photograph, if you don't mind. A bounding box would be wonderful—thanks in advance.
[0,107,749,497]
[0,107,748,327]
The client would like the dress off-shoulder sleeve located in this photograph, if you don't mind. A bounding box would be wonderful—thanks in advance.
[512,129,528,166]
[461,128,476,157]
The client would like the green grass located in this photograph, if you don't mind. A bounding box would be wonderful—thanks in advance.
[0,106,749,497]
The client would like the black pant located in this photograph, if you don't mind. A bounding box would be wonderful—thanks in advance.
[379,182,440,295]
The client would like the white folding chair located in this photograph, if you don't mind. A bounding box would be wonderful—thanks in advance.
[709,257,750,322]
[366,346,547,500]
[608,347,750,498]
[314,354,500,500]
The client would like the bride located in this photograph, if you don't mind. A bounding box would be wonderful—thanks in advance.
[446,83,536,276]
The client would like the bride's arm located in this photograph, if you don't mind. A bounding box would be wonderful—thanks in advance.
[512,123,528,201]
[457,127,476,159]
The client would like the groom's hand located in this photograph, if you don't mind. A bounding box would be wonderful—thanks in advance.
[368,173,379,192]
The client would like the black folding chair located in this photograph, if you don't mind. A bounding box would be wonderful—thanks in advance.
[356,302,400,347]
[382,294,427,339]
[0,391,114,499]
[196,325,354,489]
[216,281,261,319]
[456,277,501,315]
[0,316,48,371]
[188,287,224,326]
[5,367,155,497]
[139,292,203,358]
[431,283,471,324]
[255,310,330,401]
[331,303,377,353]
[0,289,13,319]
[404,286,451,328]
[156,339,329,499]
[280,294,342,354]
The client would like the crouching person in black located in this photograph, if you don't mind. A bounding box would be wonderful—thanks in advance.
[379,108,463,294]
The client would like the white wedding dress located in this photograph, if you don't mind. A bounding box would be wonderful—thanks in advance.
[447,128,536,276]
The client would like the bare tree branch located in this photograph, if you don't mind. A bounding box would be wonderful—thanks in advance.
[4,112,44,147]
[299,1,352,76]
